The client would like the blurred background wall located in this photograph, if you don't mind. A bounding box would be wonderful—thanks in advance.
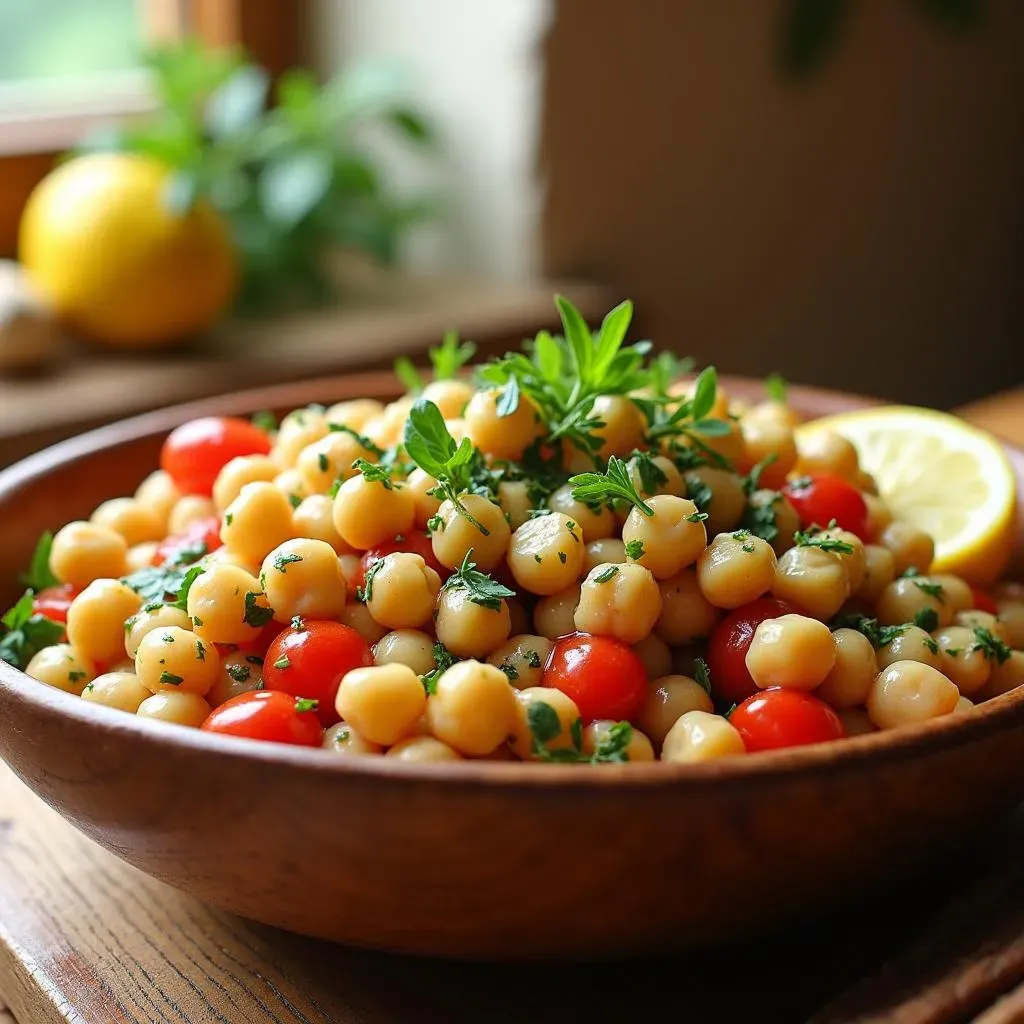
[315,0,1024,408]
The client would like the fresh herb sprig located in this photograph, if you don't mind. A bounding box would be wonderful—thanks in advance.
[440,551,516,611]
[395,331,477,394]
[0,592,64,671]
[526,702,634,764]
[569,456,654,517]
[20,532,59,592]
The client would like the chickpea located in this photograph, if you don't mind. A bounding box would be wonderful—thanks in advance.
[323,721,384,756]
[685,420,747,469]
[464,388,544,461]
[508,686,582,760]
[134,469,180,531]
[574,562,662,645]
[374,629,437,675]
[622,495,707,581]
[867,661,959,729]
[507,512,585,595]
[430,494,511,572]
[954,609,1007,643]
[533,585,581,640]
[954,696,975,714]
[335,663,427,745]
[661,710,746,762]
[547,484,615,542]
[136,691,211,727]
[924,574,972,614]
[876,575,954,629]
[25,643,94,694]
[590,395,646,459]
[66,579,143,665]
[684,467,746,536]
[386,736,463,762]
[435,585,511,658]
[876,625,941,671]
[856,545,896,605]
[183,564,266,645]
[366,396,414,449]
[206,651,265,707]
[495,480,533,532]
[259,538,347,623]
[339,601,389,645]
[857,471,879,496]
[582,720,655,762]
[746,614,836,690]
[201,547,259,576]
[297,432,372,494]
[772,544,849,620]
[507,597,530,636]
[333,474,415,551]
[421,378,474,419]
[289,494,349,554]
[655,569,721,644]
[744,490,800,557]
[977,650,1024,700]
[639,675,714,747]
[326,398,384,432]
[90,497,163,547]
[746,398,801,432]
[816,528,866,592]
[425,660,518,755]
[273,469,311,508]
[221,482,294,566]
[81,671,152,713]
[933,625,991,696]
[363,552,440,630]
[862,493,893,542]
[134,626,220,696]
[740,417,798,489]
[879,522,934,576]
[49,521,128,589]
[632,633,672,681]
[796,431,860,481]
[126,542,158,573]
[578,538,623,578]
[168,495,217,535]
[271,407,329,469]
[836,708,877,737]
[486,634,552,690]
[124,604,192,660]
[696,531,777,610]
[994,599,1024,648]
[814,628,877,708]
[626,453,685,499]
[212,455,278,513]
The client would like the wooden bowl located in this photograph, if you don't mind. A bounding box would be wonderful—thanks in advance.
[1,373,1024,962]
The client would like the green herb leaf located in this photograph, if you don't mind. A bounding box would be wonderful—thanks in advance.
[625,539,645,560]
[971,627,1012,664]
[922,635,941,655]
[913,607,939,632]
[429,331,476,380]
[764,373,788,403]
[0,592,65,670]
[353,458,394,489]
[394,356,424,394]
[528,701,563,745]
[359,558,385,604]
[226,663,251,684]
[693,657,712,695]
[591,721,633,764]
[258,147,333,227]
[294,697,319,713]
[794,529,854,554]
[913,580,945,602]
[685,473,714,514]
[159,671,184,687]
[251,410,278,433]
[243,591,274,628]
[441,550,516,611]
[570,456,654,516]
[594,565,620,584]
[421,641,458,695]
[274,656,291,670]
[495,375,520,418]
[21,532,58,592]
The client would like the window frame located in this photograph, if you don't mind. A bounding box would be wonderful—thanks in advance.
[0,0,307,255]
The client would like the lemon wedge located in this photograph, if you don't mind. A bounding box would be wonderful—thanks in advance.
[797,406,1017,584]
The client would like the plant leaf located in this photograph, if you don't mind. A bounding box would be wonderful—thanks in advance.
[387,107,434,144]
[163,170,200,216]
[258,149,334,227]
[206,64,269,138]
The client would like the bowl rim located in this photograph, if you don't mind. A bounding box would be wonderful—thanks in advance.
[1,372,1022,792]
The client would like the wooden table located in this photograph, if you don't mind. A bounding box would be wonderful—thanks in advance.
[1,392,1023,1024]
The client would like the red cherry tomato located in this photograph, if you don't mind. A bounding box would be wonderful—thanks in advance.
[782,473,869,540]
[971,587,999,615]
[31,583,78,625]
[706,597,798,706]
[729,688,845,752]
[200,691,323,747]
[153,515,224,567]
[160,416,272,497]
[542,632,648,723]
[355,531,448,596]
[262,621,373,726]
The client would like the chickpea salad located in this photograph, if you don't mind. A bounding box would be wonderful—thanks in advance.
[3,295,1023,764]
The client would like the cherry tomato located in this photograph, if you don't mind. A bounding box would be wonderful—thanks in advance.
[729,688,845,752]
[542,632,647,723]
[31,583,78,625]
[971,587,999,615]
[355,531,448,595]
[160,417,272,497]
[706,597,798,706]
[153,515,223,567]
[200,691,323,747]
[262,621,373,726]
[782,473,869,540]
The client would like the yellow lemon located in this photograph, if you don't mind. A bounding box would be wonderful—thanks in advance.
[19,153,237,349]
[797,406,1017,585]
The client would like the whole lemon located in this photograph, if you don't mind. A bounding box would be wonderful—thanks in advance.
[19,153,238,349]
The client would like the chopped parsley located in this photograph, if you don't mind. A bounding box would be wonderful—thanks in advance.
[0,591,65,670]
[569,456,654,516]
[421,641,458,695]
[226,663,251,683]
[273,656,291,670]
[441,550,516,611]
[287,493,302,509]
[913,607,939,632]
[624,538,645,560]
[159,671,184,686]
[353,458,395,489]
[195,640,206,661]
[685,511,709,524]
[971,627,1012,664]
[557,551,567,564]
[121,561,205,608]
[793,527,854,554]
[525,648,543,669]
[291,616,305,630]
[738,490,782,543]
[913,580,945,602]
[358,558,385,603]
[272,552,303,573]
[251,410,278,433]
[243,591,274,628]
[499,660,520,682]
[922,635,940,655]
[693,657,712,695]
[684,473,714,514]
[20,531,58,591]
[831,614,909,649]
[294,698,318,713]
[764,372,787,403]
[594,565,620,584]
[317,452,330,473]
[68,670,87,684]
